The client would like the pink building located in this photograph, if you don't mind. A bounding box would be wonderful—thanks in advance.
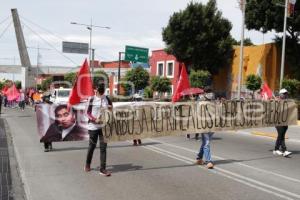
[149,49,182,96]
[100,60,131,95]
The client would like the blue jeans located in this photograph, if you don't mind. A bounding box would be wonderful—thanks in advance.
[196,132,214,163]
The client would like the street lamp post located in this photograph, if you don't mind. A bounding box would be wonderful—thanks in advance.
[70,20,110,75]
[118,52,125,95]
[237,0,246,99]
[279,0,289,89]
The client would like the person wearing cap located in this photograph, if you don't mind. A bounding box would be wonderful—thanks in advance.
[273,88,292,157]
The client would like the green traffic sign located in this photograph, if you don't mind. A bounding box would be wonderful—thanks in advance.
[125,45,149,63]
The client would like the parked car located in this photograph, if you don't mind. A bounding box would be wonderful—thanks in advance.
[50,88,71,104]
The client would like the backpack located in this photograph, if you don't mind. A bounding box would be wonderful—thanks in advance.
[87,95,112,114]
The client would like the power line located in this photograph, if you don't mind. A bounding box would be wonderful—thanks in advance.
[0,21,12,40]
[0,16,10,26]
[21,21,78,66]
[20,15,66,41]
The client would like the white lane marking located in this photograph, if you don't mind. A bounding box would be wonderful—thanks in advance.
[148,138,300,184]
[142,144,300,200]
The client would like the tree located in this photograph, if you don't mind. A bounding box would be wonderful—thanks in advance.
[245,0,300,41]
[15,81,22,89]
[122,66,150,95]
[0,80,4,90]
[245,74,262,98]
[232,37,254,46]
[150,76,171,98]
[189,70,211,88]
[162,0,234,73]
[282,78,300,98]
[41,77,53,91]
[93,70,109,87]
[64,72,77,85]
[144,86,153,98]
[245,0,300,79]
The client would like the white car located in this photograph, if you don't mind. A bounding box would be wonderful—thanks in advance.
[50,88,71,104]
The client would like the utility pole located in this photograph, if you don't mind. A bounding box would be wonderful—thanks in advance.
[237,0,246,99]
[91,48,95,75]
[279,0,289,89]
[118,52,125,95]
[71,20,110,76]
[27,45,51,90]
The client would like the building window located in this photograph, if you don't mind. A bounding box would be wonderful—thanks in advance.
[113,88,117,95]
[166,61,174,78]
[105,88,110,95]
[157,61,164,76]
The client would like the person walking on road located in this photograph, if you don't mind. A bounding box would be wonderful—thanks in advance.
[19,90,25,111]
[195,132,214,169]
[84,84,112,176]
[273,88,292,157]
[195,88,215,169]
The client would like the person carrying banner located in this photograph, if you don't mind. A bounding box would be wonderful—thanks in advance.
[195,88,215,169]
[84,83,112,176]
[273,88,292,157]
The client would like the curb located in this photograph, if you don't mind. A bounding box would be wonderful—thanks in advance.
[250,131,289,139]
[1,118,27,200]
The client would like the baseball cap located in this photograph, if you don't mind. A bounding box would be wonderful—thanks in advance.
[279,88,288,94]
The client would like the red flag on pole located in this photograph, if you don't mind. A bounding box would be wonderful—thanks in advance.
[261,83,273,100]
[172,63,190,102]
[68,59,94,105]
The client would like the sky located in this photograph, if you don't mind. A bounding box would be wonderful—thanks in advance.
[0,0,276,67]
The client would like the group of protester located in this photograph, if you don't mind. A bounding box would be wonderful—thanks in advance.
[187,87,293,170]
[35,82,294,177]
[0,84,44,113]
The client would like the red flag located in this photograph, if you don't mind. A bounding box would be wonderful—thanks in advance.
[1,85,9,95]
[68,59,94,105]
[261,83,273,100]
[6,84,20,101]
[172,63,190,102]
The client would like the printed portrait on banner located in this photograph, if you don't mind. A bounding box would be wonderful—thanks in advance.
[36,103,89,143]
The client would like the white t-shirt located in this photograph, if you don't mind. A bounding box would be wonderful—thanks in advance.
[87,95,110,130]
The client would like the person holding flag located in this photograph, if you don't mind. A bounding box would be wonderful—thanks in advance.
[68,59,112,176]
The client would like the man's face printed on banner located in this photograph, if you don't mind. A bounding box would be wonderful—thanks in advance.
[55,107,75,129]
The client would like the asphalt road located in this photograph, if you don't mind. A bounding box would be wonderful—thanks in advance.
[2,106,300,200]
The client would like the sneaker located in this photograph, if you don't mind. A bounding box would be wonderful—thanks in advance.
[282,151,292,157]
[138,139,142,145]
[133,140,137,146]
[273,150,283,156]
[206,162,214,169]
[44,148,49,152]
[195,159,204,165]
[99,169,111,176]
[84,165,91,172]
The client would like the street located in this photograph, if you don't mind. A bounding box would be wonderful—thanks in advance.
[2,106,300,200]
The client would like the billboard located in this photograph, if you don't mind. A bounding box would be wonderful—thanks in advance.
[62,41,89,54]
